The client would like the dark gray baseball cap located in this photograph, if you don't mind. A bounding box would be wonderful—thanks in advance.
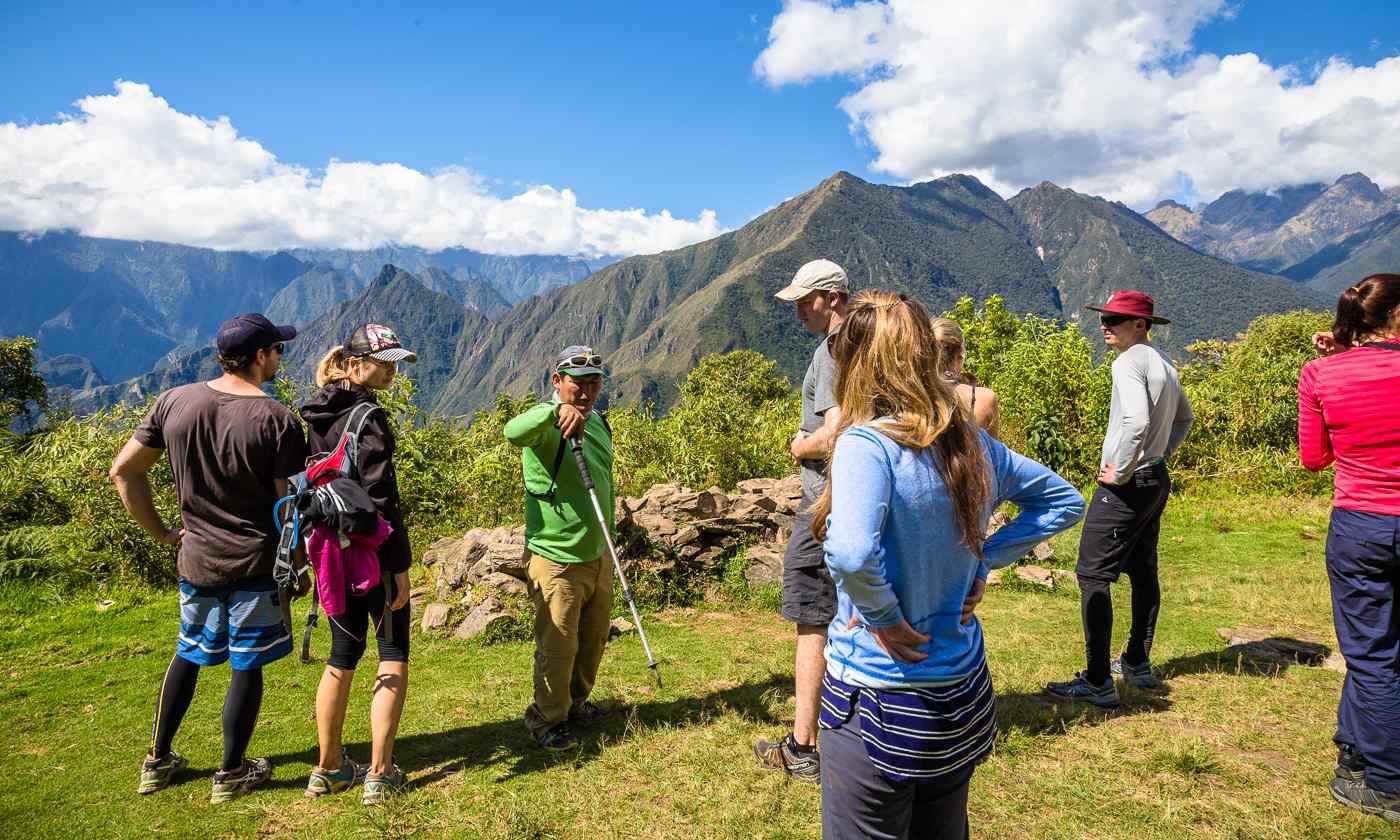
[554,345,605,377]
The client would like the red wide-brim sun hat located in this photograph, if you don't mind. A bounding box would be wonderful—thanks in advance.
[1085,289,1171,324]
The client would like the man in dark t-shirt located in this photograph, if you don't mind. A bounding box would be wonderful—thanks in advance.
[110,313,309,804]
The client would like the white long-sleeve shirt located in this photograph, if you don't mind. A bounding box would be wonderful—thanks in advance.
[1100,342,1193,483]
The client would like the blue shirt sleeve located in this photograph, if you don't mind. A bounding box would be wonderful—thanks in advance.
[823,428,904,628]
[981,433,1086,569]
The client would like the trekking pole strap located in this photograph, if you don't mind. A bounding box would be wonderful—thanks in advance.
[300,586,319,664]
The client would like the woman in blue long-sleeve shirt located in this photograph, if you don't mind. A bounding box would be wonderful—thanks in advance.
[811,291,1085,840]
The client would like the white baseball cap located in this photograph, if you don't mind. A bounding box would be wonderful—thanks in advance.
[773,259,850,302]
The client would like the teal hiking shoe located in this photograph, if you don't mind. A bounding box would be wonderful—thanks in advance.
[137,750,187,794]
[1045,672,1121,708]
[305,755,368,798]
[1111,655,1162,689]
[210,757,272,804]
[362,765,407,806]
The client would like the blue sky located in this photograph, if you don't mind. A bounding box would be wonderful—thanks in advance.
[2,1,1398,255]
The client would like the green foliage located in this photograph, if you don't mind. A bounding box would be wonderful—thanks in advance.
[945,297,1111,484]
[1173,310,1335,494]
[0,336,49,433]
[0,313,1344,589]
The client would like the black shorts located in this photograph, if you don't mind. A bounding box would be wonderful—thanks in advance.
[781,508,837,627]
[1076,463,1171,583]
[326,583,410,670]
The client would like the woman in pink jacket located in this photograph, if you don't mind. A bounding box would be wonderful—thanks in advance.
[1299,274,1400,823]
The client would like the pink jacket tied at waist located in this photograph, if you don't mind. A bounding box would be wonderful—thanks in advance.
[306,514,393,616]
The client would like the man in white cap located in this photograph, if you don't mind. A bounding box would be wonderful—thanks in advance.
[754,258,850,782]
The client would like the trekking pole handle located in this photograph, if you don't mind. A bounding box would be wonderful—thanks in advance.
[569,436,595,491]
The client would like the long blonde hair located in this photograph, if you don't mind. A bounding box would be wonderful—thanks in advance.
[315,345,353,388]
[930,317,965,379]
[811,290,992,557]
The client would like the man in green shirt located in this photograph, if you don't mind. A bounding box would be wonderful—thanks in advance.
[504,345,615,750]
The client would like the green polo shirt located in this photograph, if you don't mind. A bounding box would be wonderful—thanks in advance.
[503,399,615,564]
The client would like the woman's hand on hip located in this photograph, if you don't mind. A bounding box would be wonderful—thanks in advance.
[848,615,930,663]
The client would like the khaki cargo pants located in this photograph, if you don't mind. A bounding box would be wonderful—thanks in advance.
[524,552,613,736]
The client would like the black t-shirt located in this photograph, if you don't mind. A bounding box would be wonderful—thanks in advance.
[134,383,309,586]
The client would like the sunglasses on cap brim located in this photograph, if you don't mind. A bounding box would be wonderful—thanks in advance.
[557,353,604,370]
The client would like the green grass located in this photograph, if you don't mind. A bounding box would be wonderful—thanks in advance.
[1,493,1394,839]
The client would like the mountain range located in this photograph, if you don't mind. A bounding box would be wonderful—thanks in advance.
[1145,173,1400,283]
[13,168,1397,419]
[0,232,600,386]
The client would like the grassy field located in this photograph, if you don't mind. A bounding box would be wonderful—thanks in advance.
[1,493,1393,839]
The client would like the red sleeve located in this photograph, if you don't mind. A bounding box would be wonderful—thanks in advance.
[1297,362,1333,472]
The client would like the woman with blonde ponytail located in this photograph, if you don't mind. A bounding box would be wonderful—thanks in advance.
[812,290,1084,839]
[930,317,999,435]
[299,324,418,805]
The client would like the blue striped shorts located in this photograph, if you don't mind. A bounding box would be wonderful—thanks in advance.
[177,576,292,670]
[819,659,997,782]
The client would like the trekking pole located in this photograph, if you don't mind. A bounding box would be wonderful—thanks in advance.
[570,436,662,688]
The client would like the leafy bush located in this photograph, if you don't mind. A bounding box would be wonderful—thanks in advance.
[2,308,1343,588]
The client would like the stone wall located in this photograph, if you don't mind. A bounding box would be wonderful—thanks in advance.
[419,476,804,639]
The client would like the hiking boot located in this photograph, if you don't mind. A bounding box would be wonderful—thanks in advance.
[210,757,272,803]
[305,755,368,797]
[1111,655,1161,689]
[362,765,407,806]
[535,723,580,751]
[1045,672,1121,708]
[753,733,821,784]
[568,700,611,726]
[1336,744,1367,783]
[137,750,187,794]
[1329,777,1400,823]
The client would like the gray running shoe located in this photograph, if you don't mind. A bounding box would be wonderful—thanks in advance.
[753,733,821,784]
[362,765,407,806]
[210,757,272,804]
[1045,672,1121,708]
[1329,777,1400,823]
[1111,655,1161,688]
[137,750,187,794]
[305,755,368,797]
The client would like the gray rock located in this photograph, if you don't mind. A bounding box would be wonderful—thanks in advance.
[480,571,527,596]
[421,603,453,632]
[454,596,510,640]
[744,544,783,587]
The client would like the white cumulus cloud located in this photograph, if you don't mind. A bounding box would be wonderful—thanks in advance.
[0,81,724,257]
[755,0,1400,206]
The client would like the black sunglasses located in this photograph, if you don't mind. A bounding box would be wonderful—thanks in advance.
[1099,315,1130,327]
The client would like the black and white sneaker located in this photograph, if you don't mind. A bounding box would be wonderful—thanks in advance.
[1111,655,1161,689]
[1045,672,1121,708]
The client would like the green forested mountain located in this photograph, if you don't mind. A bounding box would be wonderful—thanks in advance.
[1008,182,1324,351]
[282,265,489,406]
[431,171,1064,415]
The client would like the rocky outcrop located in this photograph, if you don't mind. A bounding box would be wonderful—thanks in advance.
[420,475,805,637]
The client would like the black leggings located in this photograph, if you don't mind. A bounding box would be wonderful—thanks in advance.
[326,584,410,670]
[151,655,264,771]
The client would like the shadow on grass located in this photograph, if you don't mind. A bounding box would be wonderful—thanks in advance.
[262,671,791,790]
[1158,638,1333,679]
[994,687,1173,742]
